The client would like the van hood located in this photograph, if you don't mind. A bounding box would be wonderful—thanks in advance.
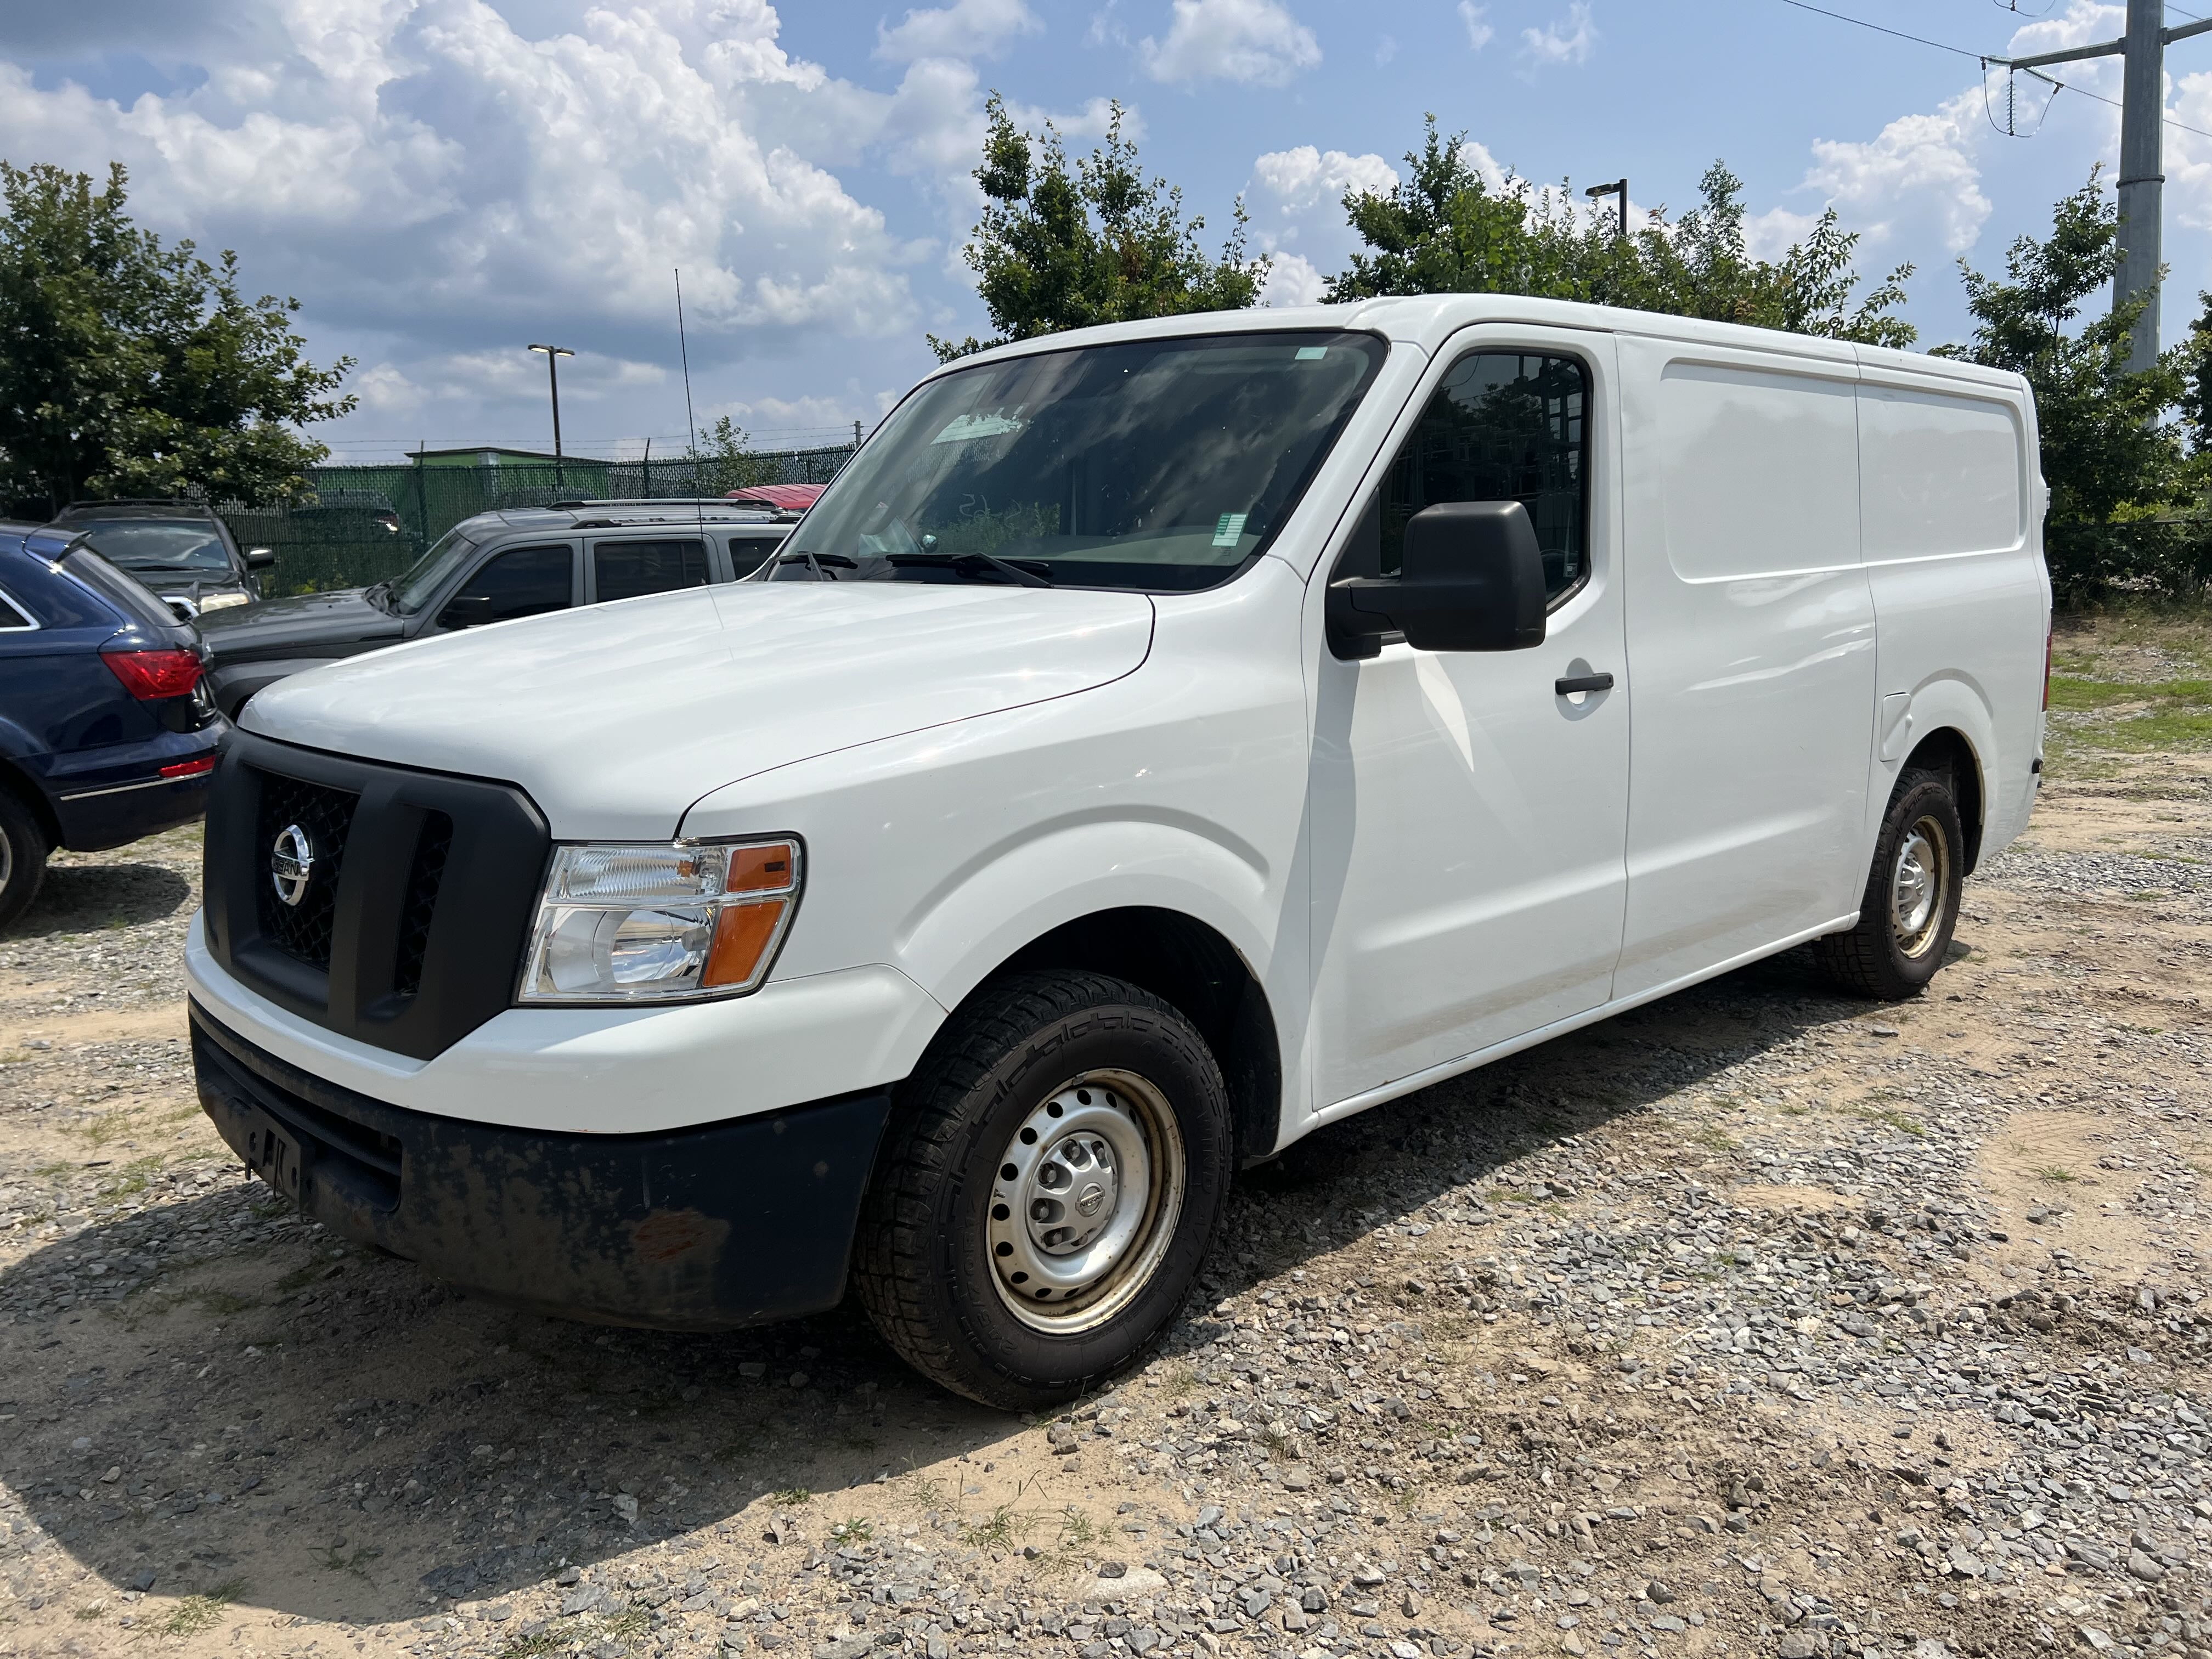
[240,582,1156,838]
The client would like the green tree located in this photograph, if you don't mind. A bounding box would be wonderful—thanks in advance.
[1327,116,1915,348]
[929,95,1266,362]
[0,160,354,515]
[1934,172,2200,600]
[685,415,780,494]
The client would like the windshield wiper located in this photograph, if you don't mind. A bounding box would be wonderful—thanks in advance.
[885,551,1053,588]
[113,562,227,574]
[776,551,858,579]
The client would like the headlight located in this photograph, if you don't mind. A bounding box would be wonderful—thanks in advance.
[198,592,250,612]
[518,838,802,1003]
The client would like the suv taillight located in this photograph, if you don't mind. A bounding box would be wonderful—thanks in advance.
[101,646,203,700]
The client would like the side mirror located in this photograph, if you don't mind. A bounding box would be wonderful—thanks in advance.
[1328,500,1548,656]
[246,548,277,571]
[439,594,495,629]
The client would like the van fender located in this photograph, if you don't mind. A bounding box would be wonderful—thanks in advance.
[1872,671,1996,839]
[892,814,1280,1028]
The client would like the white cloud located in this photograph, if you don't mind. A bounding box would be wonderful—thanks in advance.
[1801,89,1991,255]
[1374,35,1397,66]
[1743,206,1820,263]
[875,0,1041,64]
[1261,250,1328,307]
[1520,2,1596,69]
[1252,145,1400,215]
[1456,3,1493,51]
[354,363,428,416]
[1138,0,1321,86]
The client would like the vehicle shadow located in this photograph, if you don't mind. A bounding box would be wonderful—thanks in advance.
[8,862,194,940]
[0,945,1881,1628]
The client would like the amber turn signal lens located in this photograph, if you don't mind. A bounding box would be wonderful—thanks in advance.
[725,841,798,894]
[703,899,788,988]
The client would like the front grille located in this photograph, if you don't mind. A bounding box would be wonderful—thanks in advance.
[393,811,453,996]
[253,770,359,968]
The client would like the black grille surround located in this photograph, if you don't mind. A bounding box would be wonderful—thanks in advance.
[203,731,551,1061]
[394,812,453,997]
[253,771,359,968]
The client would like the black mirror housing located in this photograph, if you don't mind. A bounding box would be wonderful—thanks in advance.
[1329,499,1549,656]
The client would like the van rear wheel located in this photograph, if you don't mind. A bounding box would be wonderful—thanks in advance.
[1818,768,1965,1000]
[853,972,1233,1410]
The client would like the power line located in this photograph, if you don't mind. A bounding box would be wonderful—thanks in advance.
[1776,0,2212,142]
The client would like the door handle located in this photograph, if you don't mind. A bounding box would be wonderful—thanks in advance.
[1555,672,1615,696]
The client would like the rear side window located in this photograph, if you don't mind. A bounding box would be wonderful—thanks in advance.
[61,546,180,630]
[439,544,574,629]
[592,538,709,602]
[1383,351,1591,601]
[729,533,786,578]
[0,588,32,629]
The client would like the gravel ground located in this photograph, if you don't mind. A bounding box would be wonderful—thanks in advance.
[4,633,2211,1659]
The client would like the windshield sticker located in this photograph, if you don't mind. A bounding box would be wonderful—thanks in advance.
[930,411,1025,445]
[1295,346,1328,360]
[1212,512,1249,548]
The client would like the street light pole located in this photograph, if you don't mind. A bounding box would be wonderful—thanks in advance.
[528,343,575,491]
[1584,179,1628,239]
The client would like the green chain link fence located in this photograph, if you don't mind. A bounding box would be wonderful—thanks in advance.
[224,445,856,597]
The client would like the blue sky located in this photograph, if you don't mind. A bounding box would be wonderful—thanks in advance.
[6,0,2212,462]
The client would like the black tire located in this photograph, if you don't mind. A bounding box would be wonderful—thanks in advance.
[1818,768,1965,1000]
[0,788,49,933]
[853,971,1234,1410]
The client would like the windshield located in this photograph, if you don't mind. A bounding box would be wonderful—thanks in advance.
[387,528,479,614]
[776,330,1387,592]
[74,521,231,574]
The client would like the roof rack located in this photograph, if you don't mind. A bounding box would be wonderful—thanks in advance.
[546,498,777,512]
[55,498,222,520]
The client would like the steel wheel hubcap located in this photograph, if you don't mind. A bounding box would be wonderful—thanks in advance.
[986,1070,1185,1334]
[1890,816,1948,958]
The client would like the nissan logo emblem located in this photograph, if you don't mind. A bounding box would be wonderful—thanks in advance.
[270,823,315,908]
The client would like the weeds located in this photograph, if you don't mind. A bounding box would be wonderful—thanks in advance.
[829,1518,875,1544]
[2036,1166,2079,1184]
[961,1504,1018,1550]
[162,1579,245,1636]
[770,1486,811,1505]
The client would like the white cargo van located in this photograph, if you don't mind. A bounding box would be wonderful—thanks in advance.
[186,297,2048,1407]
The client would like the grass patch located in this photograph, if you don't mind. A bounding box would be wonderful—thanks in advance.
[1850,1104,1926,1137]
[318,1544,382,1578]
[2036,1166,2078,1184]
[2046,674,2212,712]
[829,1517,874,1544]
[98,1154,167,1200]
[32,1161,70,1181]
[961,1504,1019,1550]
[1056,1508,1102,1550]
[770,1486,811,1505]
[162,1579,245,1636]
[1691,1127,1739,1153]
[195,1289,261,1316]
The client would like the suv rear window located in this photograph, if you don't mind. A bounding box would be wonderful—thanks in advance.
[592,538,710,602]
[62,546,181,631]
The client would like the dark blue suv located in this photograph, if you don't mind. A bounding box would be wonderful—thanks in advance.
[0,524,225,927]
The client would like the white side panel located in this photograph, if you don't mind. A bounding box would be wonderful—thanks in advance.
[1615,338,1877,997]
[1853,360,2049,862]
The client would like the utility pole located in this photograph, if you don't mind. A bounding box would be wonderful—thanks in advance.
[1584,178,1628,239]
[1994,2,2212,372]
[528,343,574,490]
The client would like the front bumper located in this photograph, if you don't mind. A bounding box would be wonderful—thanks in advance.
[192,1004,893,1330]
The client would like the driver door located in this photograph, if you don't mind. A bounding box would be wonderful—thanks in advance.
[1306,328,1630,1112]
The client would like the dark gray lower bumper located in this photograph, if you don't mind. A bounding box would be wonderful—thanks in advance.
[190,1002,891,1331]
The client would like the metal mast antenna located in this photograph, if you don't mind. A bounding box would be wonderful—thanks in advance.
[1991,0,2212,371]
[674,267,699,457]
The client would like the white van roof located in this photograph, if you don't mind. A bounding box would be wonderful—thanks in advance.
[938,294,2026,396]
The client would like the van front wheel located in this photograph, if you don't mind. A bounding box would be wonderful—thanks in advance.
[1818,768,1965,1000]
[853,972,1233,1410]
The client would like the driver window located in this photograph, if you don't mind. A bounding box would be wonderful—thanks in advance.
[438,544,573,629]
[1382,352,1590,601]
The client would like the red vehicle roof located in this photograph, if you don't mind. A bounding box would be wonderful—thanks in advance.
[725,483,825,511]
